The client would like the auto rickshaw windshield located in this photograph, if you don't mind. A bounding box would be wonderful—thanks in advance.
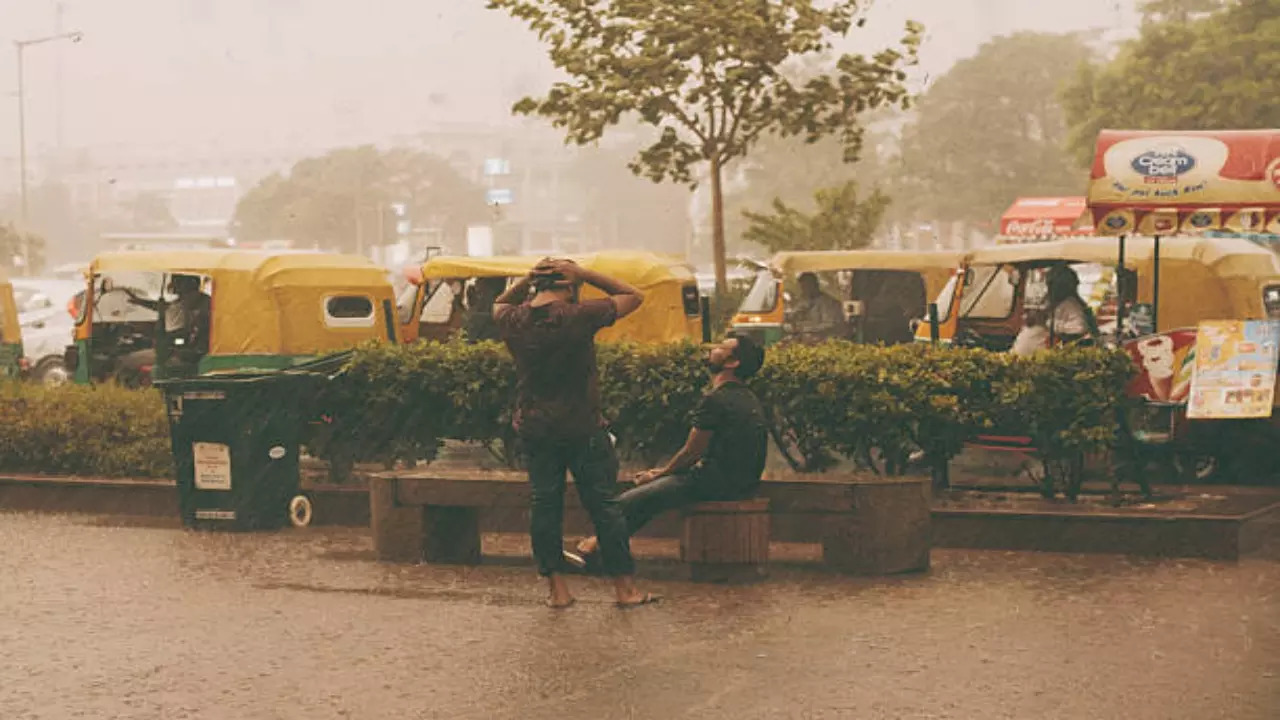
[738,269,779,313]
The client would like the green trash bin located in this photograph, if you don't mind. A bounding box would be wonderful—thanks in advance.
[158,370,327,531]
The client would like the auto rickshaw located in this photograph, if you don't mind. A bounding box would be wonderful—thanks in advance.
[914,235,1280,351]
[731,250,963,346]
[0,268,23,379]
[68,249,398,385]
[397,250,705,344]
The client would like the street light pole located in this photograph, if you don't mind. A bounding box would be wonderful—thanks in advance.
[14,31,84,221]
[15,43,27,224]
[12,30,82,273]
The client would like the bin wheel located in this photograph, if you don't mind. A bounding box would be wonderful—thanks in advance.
[1173,453,1221,483]
[288,494,314,528]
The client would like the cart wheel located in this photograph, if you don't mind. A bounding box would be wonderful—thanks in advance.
[288,494,314,528]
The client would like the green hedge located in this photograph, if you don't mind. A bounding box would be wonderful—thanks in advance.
[0,340,1135,498]
[308,340,1134,494]
[0,383,172,478]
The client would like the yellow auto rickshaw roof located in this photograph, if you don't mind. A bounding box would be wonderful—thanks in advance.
[422,250,695,289]
[768,250,965,275]
[89,249,392,288]
[963,236,1280,280]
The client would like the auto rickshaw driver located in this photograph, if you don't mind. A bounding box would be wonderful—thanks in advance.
[785,272,848,343]
[117,273,211,375]
[1045,265,1099,344]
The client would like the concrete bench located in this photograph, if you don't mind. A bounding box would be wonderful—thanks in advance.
[369,468,932,577]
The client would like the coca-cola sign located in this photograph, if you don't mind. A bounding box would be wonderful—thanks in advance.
[1003,218,1060,236]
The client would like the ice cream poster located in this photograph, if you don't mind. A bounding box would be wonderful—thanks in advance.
[1187,320,1280,419]
[1124,329,1197,403]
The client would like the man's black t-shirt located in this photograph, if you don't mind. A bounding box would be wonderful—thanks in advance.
[689,382,768,495]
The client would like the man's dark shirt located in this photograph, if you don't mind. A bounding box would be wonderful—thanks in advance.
[689,381,768,494]
[463,309,501,343]
[496,298,617,441]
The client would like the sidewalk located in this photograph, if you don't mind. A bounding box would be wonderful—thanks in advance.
[2,511,1277,719]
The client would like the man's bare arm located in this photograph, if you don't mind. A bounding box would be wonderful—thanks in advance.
[650,428,712,478]
[492,276,532,320]
[574,266,645,319]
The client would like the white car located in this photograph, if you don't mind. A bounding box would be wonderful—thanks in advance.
[13,278,83,385]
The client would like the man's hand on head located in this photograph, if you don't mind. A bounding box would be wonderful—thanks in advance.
[536,258,581,283]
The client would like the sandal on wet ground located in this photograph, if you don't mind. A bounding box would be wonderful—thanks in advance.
[616,593,662,609]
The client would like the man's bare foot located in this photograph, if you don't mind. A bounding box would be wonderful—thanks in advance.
[612,576,660,607]
[576,536,599,555]
[547,574,575,609]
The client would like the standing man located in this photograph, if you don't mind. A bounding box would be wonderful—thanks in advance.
[566,333,768,569]
[494,258,658,609]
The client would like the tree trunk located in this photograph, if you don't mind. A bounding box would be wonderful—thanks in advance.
[710,154,728,297]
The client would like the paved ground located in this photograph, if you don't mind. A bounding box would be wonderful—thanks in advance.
[2,511,1278,720]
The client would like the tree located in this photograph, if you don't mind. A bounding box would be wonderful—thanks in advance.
[742,180,890,253]
[233,146,487,254]
[723,109,902,254]
[488,0,921,294]
[892,32,1094,229]
[1062,0,1279,165]
[567,137,694,256]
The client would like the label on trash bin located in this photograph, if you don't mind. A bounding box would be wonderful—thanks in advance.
[193,442,232,490]
[184,391,226,400]
[268,445,286,460]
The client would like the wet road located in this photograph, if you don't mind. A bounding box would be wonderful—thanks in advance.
[2,512,1278,720]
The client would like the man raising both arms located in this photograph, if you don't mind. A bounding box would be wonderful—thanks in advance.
[494,258,659,609]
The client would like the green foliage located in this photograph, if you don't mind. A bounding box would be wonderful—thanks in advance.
[722,113,900,254]
[488,0,922,291]
[232,146,488,254]
[1062,0,1279,166]
[309,339,1133,498]
[0,382,171,478]
[0,342,1134,499]
[895,32,1094,227]
[742,180,891,254]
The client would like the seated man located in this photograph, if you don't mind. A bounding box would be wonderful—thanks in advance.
[786,272,848,343]
[1045,265,1098,343]
[118,274,211,375]
[566,332,768,570]
[1010,308,1049,356]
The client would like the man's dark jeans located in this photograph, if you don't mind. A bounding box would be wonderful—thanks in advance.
[618,471,758,537]
[523,430,634,577]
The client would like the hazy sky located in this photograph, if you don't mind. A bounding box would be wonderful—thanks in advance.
[0,0,1139,158]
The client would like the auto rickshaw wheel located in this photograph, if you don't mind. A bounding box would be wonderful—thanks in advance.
[34,357,69,386]
[288,494,314,528]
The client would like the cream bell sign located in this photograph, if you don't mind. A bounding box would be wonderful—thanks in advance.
[1086,129,1280,236]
